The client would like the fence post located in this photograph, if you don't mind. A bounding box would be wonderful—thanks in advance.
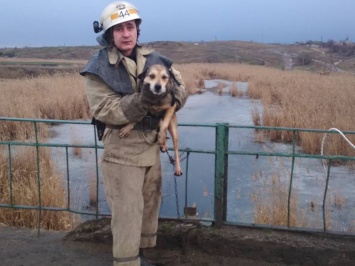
[34,121,42,236]
[215,123,229,227]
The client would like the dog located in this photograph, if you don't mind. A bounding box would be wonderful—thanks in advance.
[119,64,182,176]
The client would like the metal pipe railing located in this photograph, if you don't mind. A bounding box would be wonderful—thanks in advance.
[1,117,354,235]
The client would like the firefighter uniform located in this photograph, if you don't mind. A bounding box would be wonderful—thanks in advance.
[82,44,188,265]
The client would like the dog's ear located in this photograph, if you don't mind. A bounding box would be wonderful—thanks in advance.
[166,75,175,92]
[137,67,150,92]
[138,67,149,80]
[168,69,181,87]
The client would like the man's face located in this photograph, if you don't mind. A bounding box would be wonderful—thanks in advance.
[112,20,137,57]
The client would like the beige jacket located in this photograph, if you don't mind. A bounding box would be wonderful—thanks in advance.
[84,46,188,167]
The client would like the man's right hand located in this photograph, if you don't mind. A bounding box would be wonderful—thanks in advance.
[120,93,148,122]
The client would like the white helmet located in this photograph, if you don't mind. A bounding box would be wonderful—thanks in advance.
[97,1,141,33]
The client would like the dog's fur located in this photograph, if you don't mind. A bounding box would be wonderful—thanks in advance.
[119,64,182,176]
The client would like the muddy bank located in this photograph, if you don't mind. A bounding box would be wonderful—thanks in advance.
[0,223,111,266]
[2,218,355,265]
[63,218,355,265]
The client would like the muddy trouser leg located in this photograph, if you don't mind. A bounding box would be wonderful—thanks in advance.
[140,152,162,248]
[100,160,143,266]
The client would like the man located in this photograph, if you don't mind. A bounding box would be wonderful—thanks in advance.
[81,2,188,266]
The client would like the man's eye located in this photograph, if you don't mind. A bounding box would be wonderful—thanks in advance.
[149,74,155,79]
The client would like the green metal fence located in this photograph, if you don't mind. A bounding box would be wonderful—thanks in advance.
[1,117,354,235]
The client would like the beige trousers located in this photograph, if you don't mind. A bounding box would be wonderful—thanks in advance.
[100,157,162,266]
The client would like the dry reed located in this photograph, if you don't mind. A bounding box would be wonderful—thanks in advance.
[0,73,90,141]
[0,73,87,229]
[250,159,306,227]
[0,147,79,230]
[251,106,261,127]
[229,82,238,97]
[332,193,346,209]
[174,63,355,156]
[88,170,98,208]
[216,81,225,95]
[71,131,83,158]
[256,71,355,156]
[1,62,354,230]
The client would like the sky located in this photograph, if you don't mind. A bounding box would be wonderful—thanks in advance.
[0,0,354,48]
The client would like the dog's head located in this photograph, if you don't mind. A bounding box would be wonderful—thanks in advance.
[138,64,174,95]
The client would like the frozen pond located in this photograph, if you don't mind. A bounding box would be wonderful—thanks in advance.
[48,80,355,233]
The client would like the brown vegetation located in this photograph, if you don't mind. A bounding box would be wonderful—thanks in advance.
[0,72,88,230]
[1,44,354,230]
[229,82,239,97]
[248,69,354,156]
[174,63,355,156]
[250,165,302,227]
[0,73,90,141]
[0,147,78,230]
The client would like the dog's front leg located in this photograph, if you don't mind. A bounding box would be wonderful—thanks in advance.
[158,121,168,152]
[168,114,182,176]
[158,103,177,151]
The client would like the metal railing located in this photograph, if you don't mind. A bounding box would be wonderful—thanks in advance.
[1,117,354,235]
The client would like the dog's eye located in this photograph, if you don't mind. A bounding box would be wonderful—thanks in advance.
[162,75,168,80]
[149,74,155,79]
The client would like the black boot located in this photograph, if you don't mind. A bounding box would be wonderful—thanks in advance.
[139,248,156,266]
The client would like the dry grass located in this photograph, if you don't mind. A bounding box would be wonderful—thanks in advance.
[89,171,98,208]
[255,71,354,156]
[175,63,254,94]
[216,82,225,95]
[1,62,354,230]
[0,73,88,229]
[71,131,83,158]
[250,159,306,227]
[332,193,346,209]
[175,63,355,156]
[0,73,90,141]
[0,147,79,230]
[229,82,237,97]
[251,106,261,127]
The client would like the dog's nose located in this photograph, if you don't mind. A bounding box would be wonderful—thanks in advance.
[154,84,161,92]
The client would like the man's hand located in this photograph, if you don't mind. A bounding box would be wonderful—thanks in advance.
[120,93,148,122]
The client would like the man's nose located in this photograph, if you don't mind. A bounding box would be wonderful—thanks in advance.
[122,27,130,36]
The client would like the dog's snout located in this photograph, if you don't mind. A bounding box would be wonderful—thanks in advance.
[154,84,162,92]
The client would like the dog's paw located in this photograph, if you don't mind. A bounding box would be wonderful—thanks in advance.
[174,168,183,176]
[159,143,168,152]
[119,124,135,138]
[119,129,130,138]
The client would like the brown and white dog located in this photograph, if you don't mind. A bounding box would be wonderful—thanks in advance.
[119,64,182,176]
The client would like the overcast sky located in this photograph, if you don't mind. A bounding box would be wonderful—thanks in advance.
[1,0,354,47]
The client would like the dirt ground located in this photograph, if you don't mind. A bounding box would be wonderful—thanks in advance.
[1,218,355,266]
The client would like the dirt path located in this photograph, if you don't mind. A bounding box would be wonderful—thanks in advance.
[282,53,293,70]
[2,219,355,266]
[0,225,112,266]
